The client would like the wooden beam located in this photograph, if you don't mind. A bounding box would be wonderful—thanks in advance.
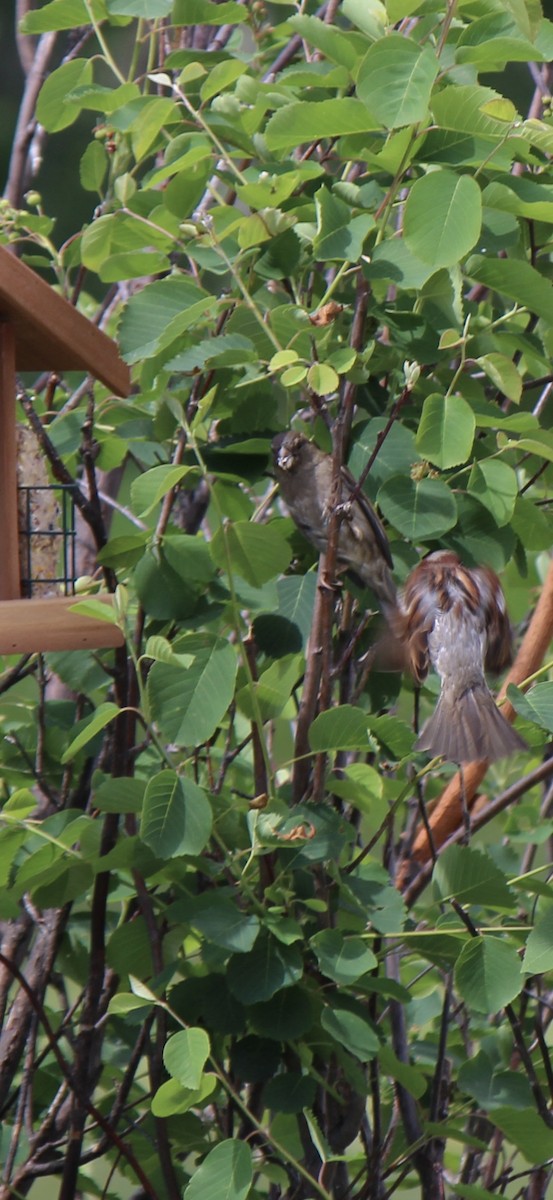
[0,323,22,600]
[0,596,125,654]
[0,246,131,396]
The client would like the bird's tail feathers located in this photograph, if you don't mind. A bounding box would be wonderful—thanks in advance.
[415,683,526,764]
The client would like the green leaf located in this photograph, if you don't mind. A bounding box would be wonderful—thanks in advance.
[356,35,439,129]
[130,464,192,517]
[97,533,148,570]
[442,494,515,570]
[80,212,172,279]
[377,476,457,540]
[68,597,119,625]
[167,333,256,373]
[127,97,179,160]
[511,496,552,551]
[379,1045,426,1099]
[454,937,522,1013]
[368,237,435,290]
[107,0,173,13]
[480,98,518,121]
[280,365,308,387]
[61,703,120,764]
[523,906,553,975]
[172,0,246,24]
[348,420,418,489]
[321,1005,379,1061]
[140,771,212,858]
[227,933,303,1004]
[94,777,145,814]
[467,459,518,527]
[314,187,374,262]
[476,352,522,402]
[404,171,482,268]
[306,363,340,395]
[309,705,372,752]
[466,256,553,325]
[492,1107,553,1165]
[20,0,104,32]
[37,59,94,131]
[200,59,247,103]
[275,574,318,646]
[147,638,237,746]
[506,682,553,733]
[503,434,553,465]
[264,1072,316,1114]
[456,12,546,67]
[152,1074,217,1117]
[415,393,475,468]
[237,654,301,721]
[183,1140,252,1200]
[288,14,359,69]
[163,1028,210,1090]
[459,1050,533,1112]
[118,275,211,364]
[431,84,519,139]
[80,141,108,192]
[483,177,553,225]
[108,993,153,1015]
[433,845,515,909]
[191,898,260,954]
[134,547,206,621]
[210,522,292,587]
[330,763,384,817]
[265,99,379,153]
[310,930,377,984]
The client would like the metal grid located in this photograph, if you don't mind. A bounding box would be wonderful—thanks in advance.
[18,484,77,598]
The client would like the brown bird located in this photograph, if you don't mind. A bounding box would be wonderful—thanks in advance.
[398,550,526,763]
[272,431,397,616]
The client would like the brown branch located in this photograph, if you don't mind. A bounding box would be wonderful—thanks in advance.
[400,558,553,875]
[243,631,269,801]
[0,909,68,1106]
[402,756,553,906]
[4,31,57,207]
[292,559,326,803]
[0,949,158,1200]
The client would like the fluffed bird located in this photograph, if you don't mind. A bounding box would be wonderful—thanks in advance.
[398,549,526,763]
[272,431,397,616]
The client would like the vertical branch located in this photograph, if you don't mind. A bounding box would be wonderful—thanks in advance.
[244,631,269,800]
[4,31,57,207]
[0,324,21,599]
[293,559,326,803]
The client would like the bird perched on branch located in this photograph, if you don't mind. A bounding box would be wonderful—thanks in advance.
[398,550,526,763]
[272,431,397,616]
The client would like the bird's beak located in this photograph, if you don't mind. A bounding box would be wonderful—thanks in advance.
[276,447,295,470]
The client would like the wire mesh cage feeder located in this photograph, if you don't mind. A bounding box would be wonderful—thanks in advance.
[0,244,130,654]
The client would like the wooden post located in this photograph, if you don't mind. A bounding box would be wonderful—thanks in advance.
[0,322,21,600]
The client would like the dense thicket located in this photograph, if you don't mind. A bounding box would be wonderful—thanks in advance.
[2,2,553,1198]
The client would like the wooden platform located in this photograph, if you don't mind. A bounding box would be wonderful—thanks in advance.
[0,596,124,655]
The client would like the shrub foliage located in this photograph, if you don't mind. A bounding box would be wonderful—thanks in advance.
[2,2,553,1198]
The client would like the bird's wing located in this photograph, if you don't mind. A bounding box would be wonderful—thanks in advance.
[340,464,394,569]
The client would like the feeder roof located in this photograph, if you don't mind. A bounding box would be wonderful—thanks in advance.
[0,244,131,396]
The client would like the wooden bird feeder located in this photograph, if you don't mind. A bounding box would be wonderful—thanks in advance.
[0,244,131,654]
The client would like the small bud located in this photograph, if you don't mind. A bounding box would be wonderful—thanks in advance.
[25,191,41,208]
[403,360,420,389]
[74,575,97,593]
